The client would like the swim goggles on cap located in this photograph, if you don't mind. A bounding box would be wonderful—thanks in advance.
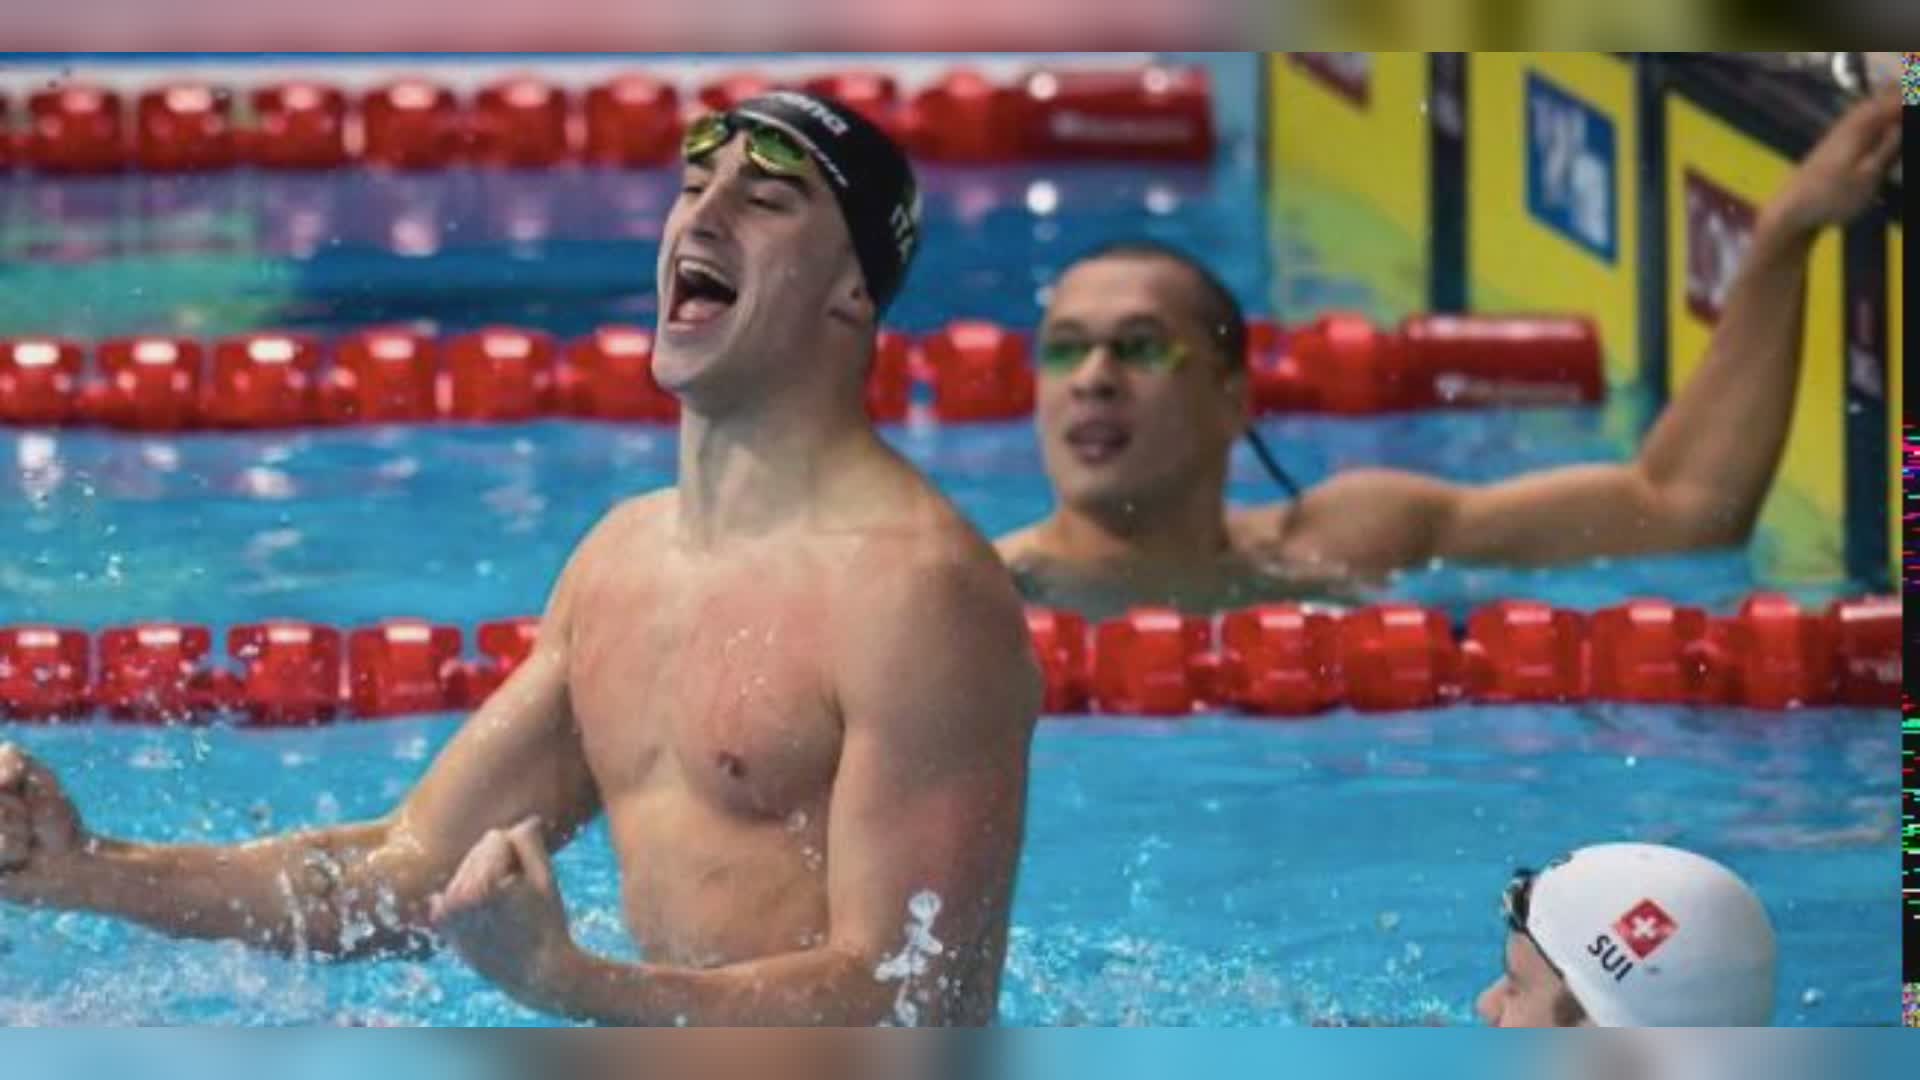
[1502,865,1568,979]
[681,111,813,178]
[1502,867,1538,933]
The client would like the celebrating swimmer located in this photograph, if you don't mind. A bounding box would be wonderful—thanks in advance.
[1478,843,1777,1027]
[999,92,1902,620]
[0,91,1041,1027]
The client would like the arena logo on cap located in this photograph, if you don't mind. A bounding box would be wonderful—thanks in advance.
[890,189,922,263]
[766,90,850,137]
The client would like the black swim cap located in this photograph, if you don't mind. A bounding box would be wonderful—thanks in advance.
[731,90,922,314]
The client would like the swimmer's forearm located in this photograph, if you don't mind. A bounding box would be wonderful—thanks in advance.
[60,826,434,958]
[516,945,902,1027]
[1633,204,1817,544]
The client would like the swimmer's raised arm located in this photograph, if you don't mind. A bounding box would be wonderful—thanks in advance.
[432,541,1042,1026]
[0,514,612,960]
[1274,91,1902,576]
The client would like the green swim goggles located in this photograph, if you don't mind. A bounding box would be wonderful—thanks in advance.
[1034,335,1189,374]
[1035,328,1304,500]
[681,111,814,178]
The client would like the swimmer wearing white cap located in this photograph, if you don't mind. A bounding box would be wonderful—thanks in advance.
[1478,843,1778,1027]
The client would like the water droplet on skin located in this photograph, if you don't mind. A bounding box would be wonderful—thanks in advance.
[786,809,809,833]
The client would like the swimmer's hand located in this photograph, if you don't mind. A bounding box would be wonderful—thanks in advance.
[1772,89,1901,234]
[0,744,93,903]
[430,815,580,1009]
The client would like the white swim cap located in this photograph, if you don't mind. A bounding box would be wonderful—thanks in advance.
[1523,843,1777,1027]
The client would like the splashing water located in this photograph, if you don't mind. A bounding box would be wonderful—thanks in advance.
[872,890,945,1027]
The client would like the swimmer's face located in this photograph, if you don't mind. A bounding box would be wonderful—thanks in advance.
[1036,256,1247,516]
[655,133,871,401]
[1477,932,1585,1028]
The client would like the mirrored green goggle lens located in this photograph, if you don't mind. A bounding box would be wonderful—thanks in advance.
[681,112,732,158]
[1036,338,1185,372]
[681,114,811,176]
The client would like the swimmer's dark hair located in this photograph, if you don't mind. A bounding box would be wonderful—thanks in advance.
[1066,239,1248,372]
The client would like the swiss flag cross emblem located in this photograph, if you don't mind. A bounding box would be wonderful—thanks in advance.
[1614,899,1678,959]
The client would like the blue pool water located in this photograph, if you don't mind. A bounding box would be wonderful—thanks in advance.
[0,57,1899,1026]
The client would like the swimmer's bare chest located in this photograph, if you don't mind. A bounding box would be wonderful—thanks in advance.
[563,524,847,964]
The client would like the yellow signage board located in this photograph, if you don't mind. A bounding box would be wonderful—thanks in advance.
[1266,53,1430,323]
[1664,92,1846,583]
[1466,53,1641,387]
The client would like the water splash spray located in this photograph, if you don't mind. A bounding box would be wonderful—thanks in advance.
[872,890,945,1027]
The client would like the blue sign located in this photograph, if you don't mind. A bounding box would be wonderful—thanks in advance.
[1524,72,1617,263]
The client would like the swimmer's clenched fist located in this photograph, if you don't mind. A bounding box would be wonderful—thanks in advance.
[0,744,87,885]
[0,92,1040,1028]
[429,817,576,1009]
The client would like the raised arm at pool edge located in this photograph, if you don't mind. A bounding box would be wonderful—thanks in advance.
[1288,91,1902,573]
[0,554,601,960]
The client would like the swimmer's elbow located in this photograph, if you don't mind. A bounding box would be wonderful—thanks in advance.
[283,911,436,964]
[1655,483,1756,552]
[1684,515,1756,552]
[264,824,442,962]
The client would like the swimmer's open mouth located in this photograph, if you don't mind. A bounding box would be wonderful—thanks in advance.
[669,256,740,326]
[1064,418,1131,464]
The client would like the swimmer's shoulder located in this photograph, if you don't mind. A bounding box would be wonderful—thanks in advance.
[857,452,1006,564]
[552,491,677,597]
[913,502,1022,595]
[580,490,676,552]
[832,520,1042,724]
[1227,501,1298,555]
[993,523,1043,564]
[990,525,1068,606]
[851,491,1029,630]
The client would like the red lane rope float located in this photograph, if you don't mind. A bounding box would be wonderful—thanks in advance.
[0,313,1602,431]
[1249,313,1604,415]
[1,64,1215,176]
[0,594,1897,727]
[245,82,351,170]
[134,83,237,172]
[25,84,127,174]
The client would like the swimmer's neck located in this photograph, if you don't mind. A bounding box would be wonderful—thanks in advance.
[675,384,873,547]
[1040,486,1231,566]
